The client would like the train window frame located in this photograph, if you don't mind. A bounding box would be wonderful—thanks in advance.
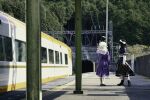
[0,36,5,61]
[4,36,13,61]
[48,49,54,64]
[41,47,47,63]
[15,39,26,62]
[60,52,63,64]
[0,35,12,61]
[65,54,68,65]
[55,51,59,64]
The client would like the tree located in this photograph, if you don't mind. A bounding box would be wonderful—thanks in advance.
[1,0,150,45]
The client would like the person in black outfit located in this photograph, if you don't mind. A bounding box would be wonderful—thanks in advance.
[116,39,134,86]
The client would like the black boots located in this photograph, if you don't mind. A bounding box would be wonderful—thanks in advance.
[117,80,124,86]
[100,84,106,86]
[128,80,131,87]
[117,80,131,86]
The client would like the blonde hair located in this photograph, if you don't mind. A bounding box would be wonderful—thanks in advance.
[96,41,108,54]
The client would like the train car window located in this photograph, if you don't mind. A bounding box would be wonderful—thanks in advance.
[0,36,5,60]
[15,40,26,62]
[4,37,12,61]
[65,54,68,64]
[48,49,54,64]
[60,52,62,64]
[55,51,59,64]
[41,47,47,63]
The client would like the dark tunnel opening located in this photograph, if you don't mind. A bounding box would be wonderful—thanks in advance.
[82,60,94,73]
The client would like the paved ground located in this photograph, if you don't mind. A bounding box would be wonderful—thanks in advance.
[0,72,150,100]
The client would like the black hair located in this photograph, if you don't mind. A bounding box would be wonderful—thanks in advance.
[119,39,127,54]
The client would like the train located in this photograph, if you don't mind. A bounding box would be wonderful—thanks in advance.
[0,11,72,92]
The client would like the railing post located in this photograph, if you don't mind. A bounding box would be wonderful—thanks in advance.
[93,62,96,72]
[74,0,83,94]
[131,54,135,72]
[26,0,42,99]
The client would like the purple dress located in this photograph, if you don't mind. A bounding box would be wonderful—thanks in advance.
[96,52,110,77]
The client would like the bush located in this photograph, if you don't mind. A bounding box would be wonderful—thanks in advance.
[127,44,150,57]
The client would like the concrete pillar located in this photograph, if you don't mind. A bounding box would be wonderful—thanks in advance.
[26,0,42,99]
[74,0,83,94]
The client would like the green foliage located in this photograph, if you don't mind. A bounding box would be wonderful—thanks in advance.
[0,0,150,45]
[127,44,150,57]
[40,0,74,31]
[1,0,25,21]
[109,0,150,45]
[0,0,74,31]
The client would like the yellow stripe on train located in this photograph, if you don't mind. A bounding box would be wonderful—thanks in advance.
[0,75,67,92]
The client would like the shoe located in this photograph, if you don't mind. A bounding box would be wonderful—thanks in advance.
[100,84,106,86]
[128,80,131,87]
[117,80,124,86]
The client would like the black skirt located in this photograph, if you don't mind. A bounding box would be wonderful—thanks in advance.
[116,57,135,77]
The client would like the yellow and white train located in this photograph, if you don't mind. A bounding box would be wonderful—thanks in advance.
[0,11,72,92]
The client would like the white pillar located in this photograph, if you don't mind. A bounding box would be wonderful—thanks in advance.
[93,62,96,72]
[131,54,135,72]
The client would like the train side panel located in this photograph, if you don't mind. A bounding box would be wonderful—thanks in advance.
[0,14,10,37]
[0,11,72,92]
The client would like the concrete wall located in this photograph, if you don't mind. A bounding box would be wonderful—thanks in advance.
[135,54,150,77]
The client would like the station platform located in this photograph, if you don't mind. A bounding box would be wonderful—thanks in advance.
[0,72,150,100]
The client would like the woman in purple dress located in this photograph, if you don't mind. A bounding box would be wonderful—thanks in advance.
[96,36,110,86]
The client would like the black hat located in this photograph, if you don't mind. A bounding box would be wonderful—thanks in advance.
[101,36,106,41]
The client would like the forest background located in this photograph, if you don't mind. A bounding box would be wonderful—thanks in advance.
[0,0,150,56]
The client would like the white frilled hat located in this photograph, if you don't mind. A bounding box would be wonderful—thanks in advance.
[119,39,126,44]
[96,41,108,54]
